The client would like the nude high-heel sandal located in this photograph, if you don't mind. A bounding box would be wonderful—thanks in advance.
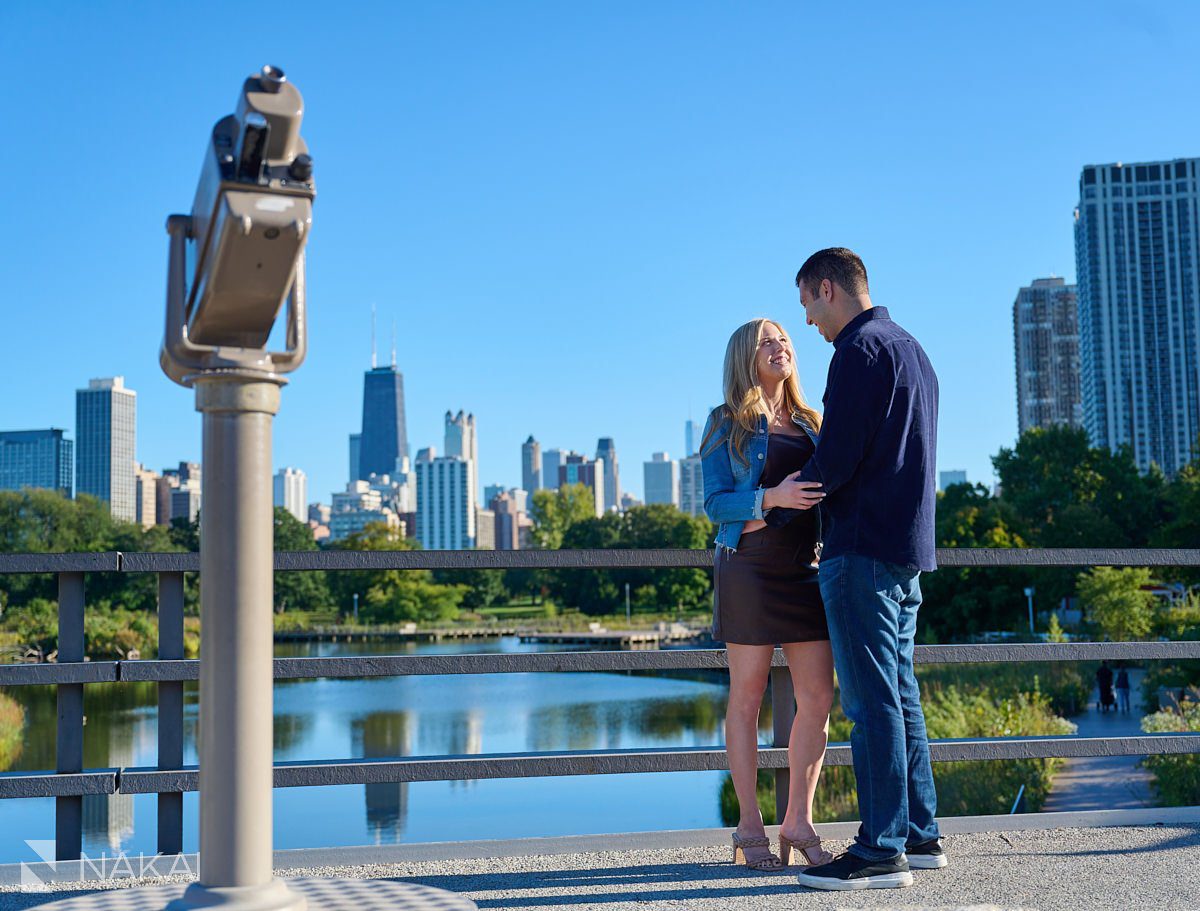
[731,832,784,872]
[779,833,833,867]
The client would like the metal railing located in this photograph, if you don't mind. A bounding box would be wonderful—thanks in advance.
[1,547,1199,862]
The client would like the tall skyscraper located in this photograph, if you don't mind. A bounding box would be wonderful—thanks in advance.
[1013,277,1082,434]
[521,435,541,492]
[644,452,679,507]
[595,437,620,512]
[542,448,570,491]
[0,429,73,497]
[444,411,478,463]
[358,337,409,480]
[75,377,136,521]
[678,455,705,517]
[274,467,308,522]
[415,455,476,549]
[558,453,604,516]
[1076,158,1200,475]
[684,419,701,458]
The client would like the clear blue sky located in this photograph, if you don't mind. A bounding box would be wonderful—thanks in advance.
[3,1,1199,505]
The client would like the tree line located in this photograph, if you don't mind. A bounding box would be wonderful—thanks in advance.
[2,422,1199,642]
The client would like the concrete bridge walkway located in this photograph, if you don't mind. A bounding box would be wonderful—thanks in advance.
[4,812,1198,911]
[1042,669,1153,812]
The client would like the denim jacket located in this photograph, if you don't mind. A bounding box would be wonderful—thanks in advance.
[700,410,820,553]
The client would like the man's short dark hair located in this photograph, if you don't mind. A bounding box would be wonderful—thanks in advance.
[795,247,869,297]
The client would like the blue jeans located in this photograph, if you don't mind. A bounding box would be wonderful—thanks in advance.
[819,553,940,860]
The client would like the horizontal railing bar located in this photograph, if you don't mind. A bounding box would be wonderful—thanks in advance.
[51,732,1200,795]
[913,641,1200,663]
[0,771,117,799]
[4,548,1200,575]
[10,641,1200,688]
[44,641,1200,688]
[0,662,119,686]
[0,553,120,574]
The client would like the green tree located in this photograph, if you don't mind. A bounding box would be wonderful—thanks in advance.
[0,693,25,772]
[920,483,1030,639]
[272,507,330,612]
[993,425,1166,548]
[327,522,464,624]
[432,566,508,609]
[1154,462,1200,584]
[528,484,598,549]
[546,504,713,616]
[1076,567,1155,641]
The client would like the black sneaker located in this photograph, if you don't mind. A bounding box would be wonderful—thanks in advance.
[906,837,948,869]
[795,851,913,890]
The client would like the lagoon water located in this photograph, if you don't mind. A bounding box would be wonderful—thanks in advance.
[0,638,751,864]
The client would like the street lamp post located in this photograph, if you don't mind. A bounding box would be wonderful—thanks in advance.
[1024,586,1036,636]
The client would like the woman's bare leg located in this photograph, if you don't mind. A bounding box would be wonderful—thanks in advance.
[778,639,835,852]
[726,642,775,859]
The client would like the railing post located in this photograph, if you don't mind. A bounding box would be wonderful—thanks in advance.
[770,653,794,825]
[157,571,186,855]
[55,571,85,861]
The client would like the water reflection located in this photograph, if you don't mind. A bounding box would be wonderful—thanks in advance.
[0,638,734,861]
[350,711,413,841]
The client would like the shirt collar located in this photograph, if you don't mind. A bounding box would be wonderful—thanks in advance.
[833,306,890,348]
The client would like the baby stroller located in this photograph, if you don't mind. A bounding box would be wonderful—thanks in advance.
[1096,663,1116,713]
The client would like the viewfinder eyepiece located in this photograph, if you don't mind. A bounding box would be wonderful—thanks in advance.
[236,112,270,182]
[259,65,286,93]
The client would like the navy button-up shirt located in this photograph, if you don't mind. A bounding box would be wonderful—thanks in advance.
[792,307,939,572]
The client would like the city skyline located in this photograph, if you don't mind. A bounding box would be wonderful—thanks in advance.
[5,5,1200,507]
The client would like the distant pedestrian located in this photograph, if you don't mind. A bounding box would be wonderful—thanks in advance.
[1096,661,1115,714]
[1115,668,1131,714]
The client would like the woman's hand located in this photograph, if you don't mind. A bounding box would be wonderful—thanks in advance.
[763,472,825,510]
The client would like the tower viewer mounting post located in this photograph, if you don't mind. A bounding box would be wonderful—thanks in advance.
[159,63,314,911]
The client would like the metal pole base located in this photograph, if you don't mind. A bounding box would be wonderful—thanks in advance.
[23,878,476,911]
[167,878,305,911]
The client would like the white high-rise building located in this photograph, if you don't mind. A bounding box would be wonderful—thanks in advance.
[1076,158,1200,475]
[274,467,307,522]
[75,377,137,521]
[684,420,701,458]
[678,455,704,517]
[644,452,679,507]
[416,454,477,549]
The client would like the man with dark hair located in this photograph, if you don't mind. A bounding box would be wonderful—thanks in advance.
[786,247,944,891]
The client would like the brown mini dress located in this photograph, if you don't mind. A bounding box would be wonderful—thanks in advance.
[712,433,829,646]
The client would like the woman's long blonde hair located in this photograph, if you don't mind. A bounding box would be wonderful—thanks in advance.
[701,318,822,466]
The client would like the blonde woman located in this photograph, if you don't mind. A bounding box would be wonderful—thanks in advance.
[700,318,834,872]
